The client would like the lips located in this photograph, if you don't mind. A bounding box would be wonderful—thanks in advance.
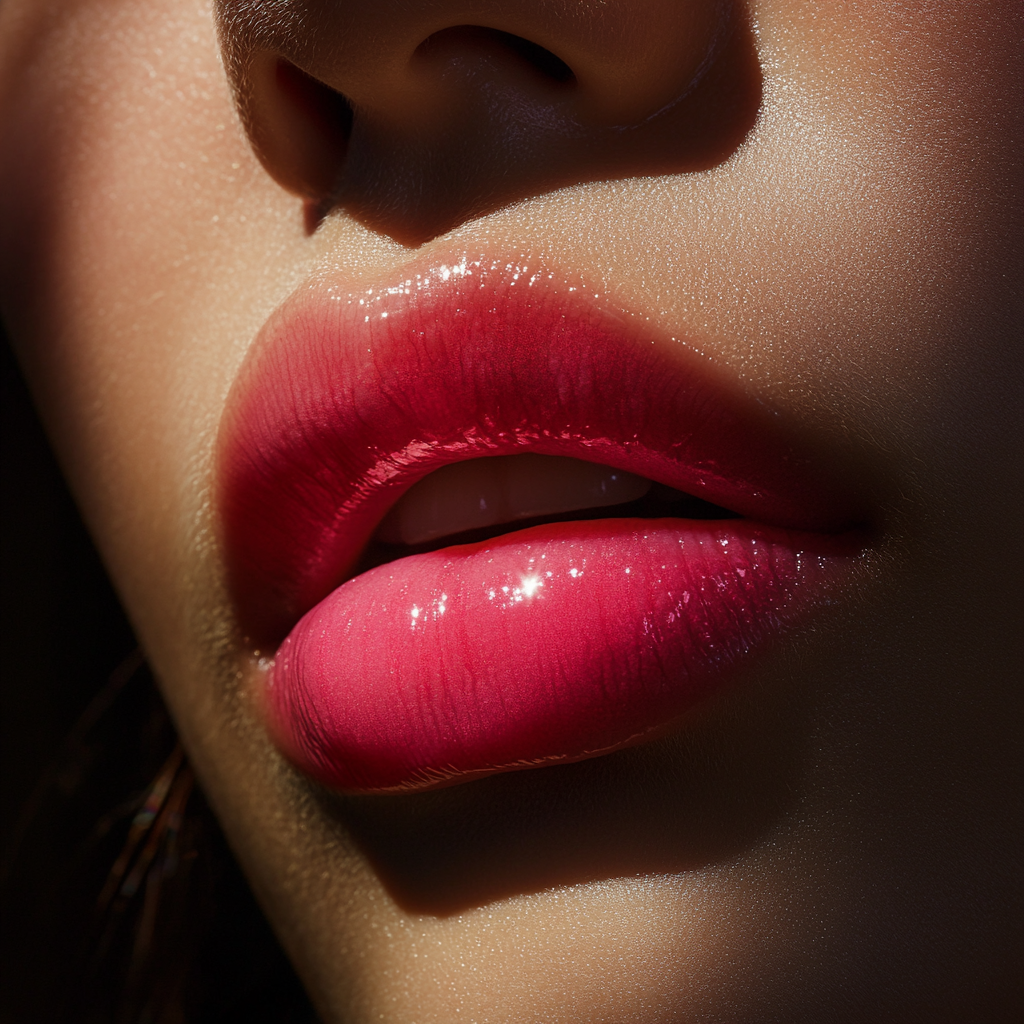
[219,258,865,793]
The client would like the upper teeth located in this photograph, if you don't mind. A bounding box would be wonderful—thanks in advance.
[375,454,652,547]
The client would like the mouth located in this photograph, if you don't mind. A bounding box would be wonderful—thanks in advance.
[218,258,867,793]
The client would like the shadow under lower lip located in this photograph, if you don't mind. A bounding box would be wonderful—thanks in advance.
[311,658,807,916]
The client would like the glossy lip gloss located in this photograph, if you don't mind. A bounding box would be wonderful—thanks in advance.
[218,258,866,793]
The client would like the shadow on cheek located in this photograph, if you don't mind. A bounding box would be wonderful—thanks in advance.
[318,668,808,916]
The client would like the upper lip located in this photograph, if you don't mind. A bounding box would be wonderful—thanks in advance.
[217,256,865,645]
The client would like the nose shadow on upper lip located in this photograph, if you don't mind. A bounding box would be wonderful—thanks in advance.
[220,0,763,245]
[314,657,809,916]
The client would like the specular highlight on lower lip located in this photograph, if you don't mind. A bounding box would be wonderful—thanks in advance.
[267,518,857,793]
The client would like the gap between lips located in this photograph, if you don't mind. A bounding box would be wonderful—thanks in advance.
[360,452,737,573]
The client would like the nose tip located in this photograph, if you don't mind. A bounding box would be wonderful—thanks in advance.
[217,1,761,244]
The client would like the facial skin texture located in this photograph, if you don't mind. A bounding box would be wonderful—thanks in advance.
[0,0,1021,1020]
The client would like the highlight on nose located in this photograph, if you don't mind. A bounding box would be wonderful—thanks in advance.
[216,0,761,243]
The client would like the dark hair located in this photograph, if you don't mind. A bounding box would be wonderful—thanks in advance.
[0,331,318,1023]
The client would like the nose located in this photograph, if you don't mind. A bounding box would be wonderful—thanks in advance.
[216,0,760,244]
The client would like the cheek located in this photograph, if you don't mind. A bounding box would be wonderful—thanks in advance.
[0,0,307,670]
[469,0,1022,464]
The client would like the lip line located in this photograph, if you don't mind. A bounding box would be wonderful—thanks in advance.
[218,256,867,645]
[355,477,745,578]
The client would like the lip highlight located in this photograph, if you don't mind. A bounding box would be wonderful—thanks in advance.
[219,259,865,793]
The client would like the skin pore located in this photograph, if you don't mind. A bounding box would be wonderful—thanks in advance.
[0,0,1021,1020]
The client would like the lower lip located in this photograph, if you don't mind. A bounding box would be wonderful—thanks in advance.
[266,517,858,793]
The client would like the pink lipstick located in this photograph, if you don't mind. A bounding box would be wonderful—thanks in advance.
[218,259,865,792]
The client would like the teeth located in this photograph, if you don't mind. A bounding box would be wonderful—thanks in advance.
[376,454,652,547]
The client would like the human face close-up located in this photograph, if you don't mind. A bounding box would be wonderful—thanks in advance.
[0,0,1021,1020]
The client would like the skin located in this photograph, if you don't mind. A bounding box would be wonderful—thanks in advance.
[0,0,1021,1020]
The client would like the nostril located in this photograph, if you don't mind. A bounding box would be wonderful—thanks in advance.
[264,58,353,210]
[487,29,575,85]
[222,3,761,244]
[417,26,576,87]
[275,59,354,151]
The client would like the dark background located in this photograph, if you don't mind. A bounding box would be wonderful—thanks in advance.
[0,326,317,1023]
